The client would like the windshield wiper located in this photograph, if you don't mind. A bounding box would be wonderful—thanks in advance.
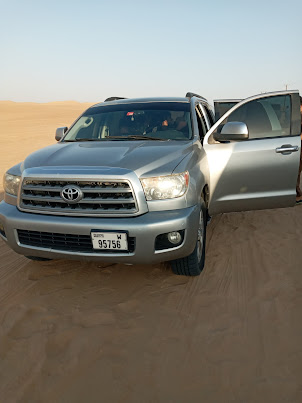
[63,139,102,142]
[107,135,168,141]
[64,136,169,142]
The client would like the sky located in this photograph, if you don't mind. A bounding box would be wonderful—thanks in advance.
[0,0,301,104]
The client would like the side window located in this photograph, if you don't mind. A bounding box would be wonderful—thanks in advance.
[195,107,207,142]
[217,95,291,139]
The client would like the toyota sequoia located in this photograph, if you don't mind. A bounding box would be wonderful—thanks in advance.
[0,91,301,276]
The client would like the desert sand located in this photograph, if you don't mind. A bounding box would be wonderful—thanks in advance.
[0,101,302,402]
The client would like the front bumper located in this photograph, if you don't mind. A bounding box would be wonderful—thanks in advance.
[0,201,200,264]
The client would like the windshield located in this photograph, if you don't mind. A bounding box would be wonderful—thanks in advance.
[63,102,192,142]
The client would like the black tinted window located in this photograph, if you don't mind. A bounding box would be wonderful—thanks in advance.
[214,101,240,121]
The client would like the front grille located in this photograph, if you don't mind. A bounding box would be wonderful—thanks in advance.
[17,230,135,254]
[19,179,138,216]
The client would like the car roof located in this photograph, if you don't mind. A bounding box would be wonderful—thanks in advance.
[91,97,190,108]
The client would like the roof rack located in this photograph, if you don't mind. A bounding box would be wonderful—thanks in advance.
[104,96,127,102]
[186,92,207,101]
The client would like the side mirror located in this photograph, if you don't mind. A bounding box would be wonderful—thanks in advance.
[55,127,68,141]
[213,121,249,142]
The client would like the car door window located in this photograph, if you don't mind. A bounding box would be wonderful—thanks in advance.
[215,95,291,139]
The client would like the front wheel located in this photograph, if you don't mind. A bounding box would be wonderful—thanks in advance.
[171,203,207,276]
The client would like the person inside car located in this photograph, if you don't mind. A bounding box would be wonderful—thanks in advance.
[143,111,173,137]
[155,111,172,131]
[175,112,188,132]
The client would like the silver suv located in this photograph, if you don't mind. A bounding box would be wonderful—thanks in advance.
[0,91,301,276]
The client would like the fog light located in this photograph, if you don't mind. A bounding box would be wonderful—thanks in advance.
[155,230,184,251]
[167,231,182,244]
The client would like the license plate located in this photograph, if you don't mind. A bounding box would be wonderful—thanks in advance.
[91,231,128,250]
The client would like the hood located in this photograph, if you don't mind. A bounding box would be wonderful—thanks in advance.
[22,140,192,177]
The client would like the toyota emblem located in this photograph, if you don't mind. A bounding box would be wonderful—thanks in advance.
[60,185,83,204]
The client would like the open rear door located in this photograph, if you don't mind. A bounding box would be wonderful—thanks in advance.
[204,91,301,215]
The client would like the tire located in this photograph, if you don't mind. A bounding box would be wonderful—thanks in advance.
[171,202,207,276]
[25,256,53,262]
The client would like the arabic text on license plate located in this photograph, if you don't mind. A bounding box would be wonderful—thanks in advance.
[91,232,128,250]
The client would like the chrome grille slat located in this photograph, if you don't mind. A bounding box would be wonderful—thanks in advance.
[23,185,63,191]
[23,181,130,188]
[21,203,137,210]
[20,179,138,216]
[23,185,133,193]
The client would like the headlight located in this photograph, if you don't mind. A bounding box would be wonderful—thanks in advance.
[140,171,189,201]
[4,173,21,196]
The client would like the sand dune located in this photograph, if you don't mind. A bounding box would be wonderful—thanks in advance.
[0,101,93,189]
[0,101,302,402]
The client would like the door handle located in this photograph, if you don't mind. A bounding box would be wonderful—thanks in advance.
[275,145,299,154]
